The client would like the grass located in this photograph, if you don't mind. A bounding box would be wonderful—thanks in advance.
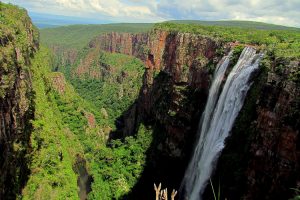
[210,179,221,200]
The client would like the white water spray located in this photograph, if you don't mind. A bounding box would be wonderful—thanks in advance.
[181,47,263,200]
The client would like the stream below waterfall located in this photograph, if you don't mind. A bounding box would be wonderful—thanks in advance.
[74,156,93,200]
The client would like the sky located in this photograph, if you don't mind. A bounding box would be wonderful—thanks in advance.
[2,0,300,27]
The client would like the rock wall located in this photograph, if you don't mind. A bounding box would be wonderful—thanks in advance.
[91,30,223,158]
[0,3,38,198]
[244,61,300,199]
[212,59,300,200]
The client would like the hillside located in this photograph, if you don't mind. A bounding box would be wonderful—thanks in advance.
[29,12,108,29]
[169,20,300,31]
[22,47,151,199]
[0,2,38,198]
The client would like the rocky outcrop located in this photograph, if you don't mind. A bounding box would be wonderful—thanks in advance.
[243,63,300,199]
[0,3,38,198]
[51,46,78,72]
[51,72,66,94]
[84,112,96,129]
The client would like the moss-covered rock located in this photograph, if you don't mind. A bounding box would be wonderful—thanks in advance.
[0,2,38,198]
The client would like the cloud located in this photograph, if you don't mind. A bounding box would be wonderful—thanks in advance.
[2,0,300,27]
[157,0,300,27]
[2,0,165,22]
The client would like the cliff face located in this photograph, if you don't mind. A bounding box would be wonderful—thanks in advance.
[244,62,300,199]
[89,31,226,197]
[91,31,223,157]
[91,31,300,198]
[0,3,38,198]
[210,59,300,199]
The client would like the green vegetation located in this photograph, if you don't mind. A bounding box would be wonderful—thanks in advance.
[22,47,84,199]
[0,2,38,49]
[290,188,300,200]
[69,51,145,127]
[19,14,150,198]
[89,124,152,199]
[40,23,153,49]
[22,46,152,199]
[169,20,300,31]
[0,2,38,97]
[0,3,39,198]
[38,20,151,199]
[155,22,300,59]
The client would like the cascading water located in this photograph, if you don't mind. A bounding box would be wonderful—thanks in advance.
[180,47,263,200]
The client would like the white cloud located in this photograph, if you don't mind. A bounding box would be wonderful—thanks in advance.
[2,0,300,27]
[2,0,165,22]
[157,0,300,27]
[88,0,155,18]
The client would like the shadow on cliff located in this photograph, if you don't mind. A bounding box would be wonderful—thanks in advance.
[0,89,36,199]
[108,70,207,200]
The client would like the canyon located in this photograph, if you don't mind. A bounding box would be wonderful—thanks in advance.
[1,2,300,199]
[86,30,300,199]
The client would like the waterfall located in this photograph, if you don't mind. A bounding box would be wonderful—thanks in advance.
[180,47,263,200]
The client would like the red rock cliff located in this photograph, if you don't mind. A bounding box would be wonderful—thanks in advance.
[90,30,223,157]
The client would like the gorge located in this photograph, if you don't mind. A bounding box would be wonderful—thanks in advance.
[0,2,300,200]
[84,28,299,199]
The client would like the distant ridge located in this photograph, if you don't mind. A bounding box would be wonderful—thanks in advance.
[169,20,300,31]
[29,12,110,28]
[40,23,154,49]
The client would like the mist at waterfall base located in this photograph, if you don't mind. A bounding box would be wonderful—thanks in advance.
[180,47,263,200]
